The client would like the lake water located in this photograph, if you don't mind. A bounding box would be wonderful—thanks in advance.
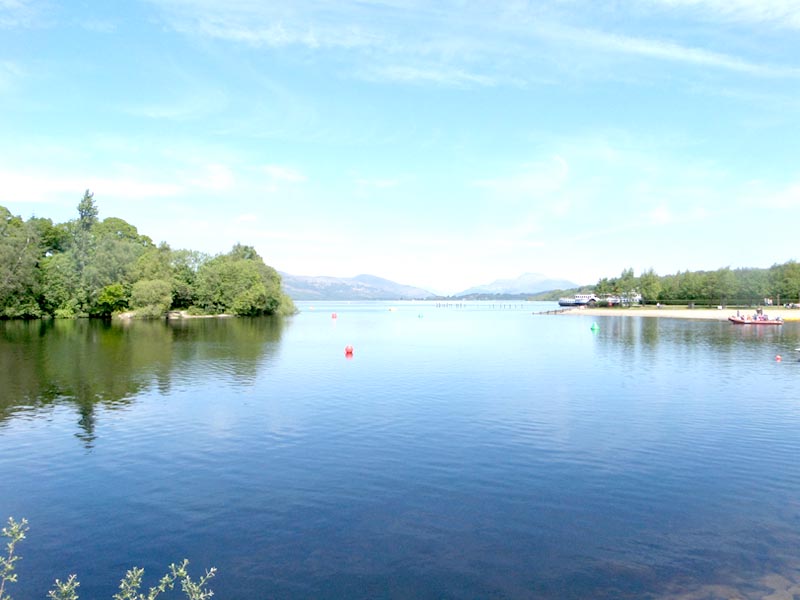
[2,301,800,599]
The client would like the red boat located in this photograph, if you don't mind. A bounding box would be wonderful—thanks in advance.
[728,316,783,325]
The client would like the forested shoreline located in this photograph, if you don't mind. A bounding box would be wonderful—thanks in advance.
[535,264,800,307]
[3,191,798,318]
[593,265,800,307]
[0,191,295,319]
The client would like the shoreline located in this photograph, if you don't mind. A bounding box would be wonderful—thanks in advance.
[561,306,800,322]
[115,310,234,320]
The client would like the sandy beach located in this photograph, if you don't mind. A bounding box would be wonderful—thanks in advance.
[562,305,800,322]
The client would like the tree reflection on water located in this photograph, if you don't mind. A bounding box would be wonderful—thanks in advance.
[0,316,287,446]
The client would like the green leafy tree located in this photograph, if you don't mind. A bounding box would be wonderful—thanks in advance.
[68,190,101,312]
[734,268,769,305]
[594,277,613,297]
[93,217,153,247]
[94,283,129,317]
[1,195,297,320]
[170,250,207,309]
[612,267,637,304]
[677,270,704,303]
[769,260,800,304]
[130,279,173,318]
[195,244,294,316]
[28,217,71,255]
[76,190,98,231]
[132,243,173,283]
[638,268,661,305]
[83,237,145,314]
[39,253,81,318]
[713,267,736,306]
[0,208,43,318]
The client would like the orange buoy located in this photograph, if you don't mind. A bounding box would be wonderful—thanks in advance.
[344,345,354,356]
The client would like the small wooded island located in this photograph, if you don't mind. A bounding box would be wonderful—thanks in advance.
[0,191,295,319]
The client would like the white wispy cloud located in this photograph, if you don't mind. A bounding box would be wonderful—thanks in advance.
[538,23,800,78]
[145,0,800,88]
[263,164,306,183]
[354,177,399,189]
[79,177,185,200]
[773,183,800,207]
[194,164,235,191]
[649,205,673,225]
[0,169,185,204]
[742,180,800,208]
[78,18,117,33]
[0,59,23,91]
[123,85,229,121]
[648,0,800,29]
[474,156,570,201]
[364,64,496,87]
[147,0,384,48]
[0,0,39,28]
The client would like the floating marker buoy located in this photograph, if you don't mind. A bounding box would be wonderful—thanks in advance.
[344,345,354,356]
[332,313,337,319]
[590,322,599,331]
[776,355,782,362]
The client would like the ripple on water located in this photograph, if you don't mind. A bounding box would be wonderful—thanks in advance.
[4,311,800,598]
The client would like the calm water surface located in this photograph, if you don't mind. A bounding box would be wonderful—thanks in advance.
[2,302,800,599]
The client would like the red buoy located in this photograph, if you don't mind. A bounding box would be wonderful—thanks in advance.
[344,345,354,356]
[332,313,337,319]
[776,355,782,362]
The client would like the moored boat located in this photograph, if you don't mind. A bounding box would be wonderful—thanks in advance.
[558,293,598,307]
[728,315,783,325]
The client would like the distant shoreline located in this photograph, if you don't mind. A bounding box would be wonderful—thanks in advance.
[562,306,800,322]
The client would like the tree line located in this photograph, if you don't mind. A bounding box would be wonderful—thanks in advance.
[593,263,800,307]
[0,191,295,319]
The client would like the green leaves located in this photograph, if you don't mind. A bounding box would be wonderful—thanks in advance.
[48,575,79,600]
[76,190,98,232]
[2,518,216,600]
[112,560,216,600]
[0,208,42,318]
[0,195,295,320]
[0,518,28,600]
[95,283,129,317]
[194,246,294,316]
[130,279,173,318]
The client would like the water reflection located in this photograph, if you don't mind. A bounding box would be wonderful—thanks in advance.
[0,317,287,445]
[4,307,800,598]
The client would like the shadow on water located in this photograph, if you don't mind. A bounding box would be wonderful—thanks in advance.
[0,316,287,446]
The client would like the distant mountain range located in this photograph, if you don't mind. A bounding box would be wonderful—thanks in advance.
[279,273,435,300]
[280,271,578,301]
[456,273,578,297]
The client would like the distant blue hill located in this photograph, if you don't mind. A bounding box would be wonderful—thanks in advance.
[280,272,435,300]
[456,273,577,297]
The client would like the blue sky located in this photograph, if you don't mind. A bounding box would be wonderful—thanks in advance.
[1,1,799,294]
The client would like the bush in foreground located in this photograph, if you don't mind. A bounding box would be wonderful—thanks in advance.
[1,518,215,600]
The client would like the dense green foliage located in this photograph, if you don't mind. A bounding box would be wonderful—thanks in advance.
[2,518,215,600]
[0,192,295,319]
[593,263,800,307]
